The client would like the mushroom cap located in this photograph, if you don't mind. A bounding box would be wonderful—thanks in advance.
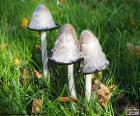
[49,24,82,64]
[80,30,109,74]
[28,4,58,31]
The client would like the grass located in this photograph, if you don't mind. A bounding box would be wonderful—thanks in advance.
[0,0,139,115]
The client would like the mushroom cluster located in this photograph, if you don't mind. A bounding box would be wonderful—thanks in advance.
[28,4,109,102]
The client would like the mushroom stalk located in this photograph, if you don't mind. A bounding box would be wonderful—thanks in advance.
[40,31,48,78]
[85,74,92,101]
[57,0,60,4]
[67,64,77,98]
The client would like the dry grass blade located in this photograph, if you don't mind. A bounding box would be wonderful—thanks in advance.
[20,68,30,86]
[58,97,78,103]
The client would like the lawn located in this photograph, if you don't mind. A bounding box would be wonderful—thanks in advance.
[0,0,139,115]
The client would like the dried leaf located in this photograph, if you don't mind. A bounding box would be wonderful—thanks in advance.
[33,68,42,79]
[92,80,112,107]
[32,98,43,113]
[58,97,78,103]
[20,68,30,86]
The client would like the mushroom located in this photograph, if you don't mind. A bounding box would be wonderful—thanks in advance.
[79,30,109,101]
[28,4,58,78]
[49,24,82,98]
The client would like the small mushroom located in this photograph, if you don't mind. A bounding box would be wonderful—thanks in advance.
[28,4,58,78]
[79,30,109,101]
[49,24,82,98]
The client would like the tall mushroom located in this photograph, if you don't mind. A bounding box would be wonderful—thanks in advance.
[49,24,81,99]
[79,30,109,101]
[28,4,58,78]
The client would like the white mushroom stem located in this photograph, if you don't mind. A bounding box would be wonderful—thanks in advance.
[85,74,92,101]
[67,64,77,98]
[57,0,60,4]
[40,31,48,78]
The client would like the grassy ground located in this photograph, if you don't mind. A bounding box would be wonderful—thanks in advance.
[0,0,139,115]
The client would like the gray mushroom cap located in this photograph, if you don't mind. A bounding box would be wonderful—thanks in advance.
[49,24,82,64]
[28,4,58,31]
[80,30,109,74]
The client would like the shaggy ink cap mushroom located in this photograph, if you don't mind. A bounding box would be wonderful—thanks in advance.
[49,24,82,99]
[80,30,109,74]
[28,4,58,31]
[27,4,59,78]
[49,24,82,64]
[80,29,109,101]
